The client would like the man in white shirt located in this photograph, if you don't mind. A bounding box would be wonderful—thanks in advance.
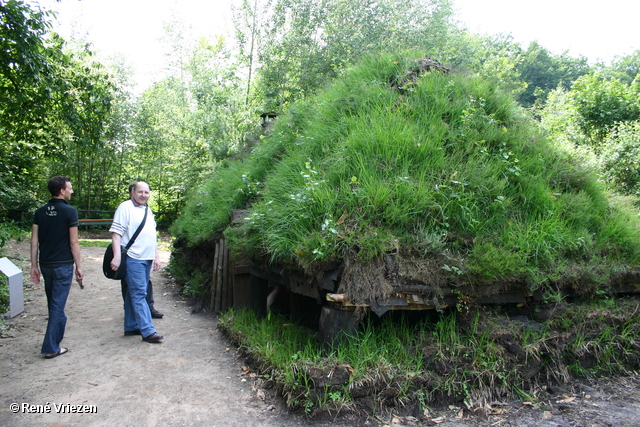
[109,181,163,343]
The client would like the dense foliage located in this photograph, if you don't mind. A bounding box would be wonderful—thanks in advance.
[1,0,65,213]
[1,0,121,220]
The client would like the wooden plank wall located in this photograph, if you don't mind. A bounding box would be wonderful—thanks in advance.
[210,238,233,314]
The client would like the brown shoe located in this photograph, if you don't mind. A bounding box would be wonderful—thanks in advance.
[142,332,164,343]
[150,308,164,319]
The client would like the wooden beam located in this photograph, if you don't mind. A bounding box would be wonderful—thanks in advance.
[211,240,219,312]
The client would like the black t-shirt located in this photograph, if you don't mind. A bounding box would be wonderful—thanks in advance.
[33,198,79,266]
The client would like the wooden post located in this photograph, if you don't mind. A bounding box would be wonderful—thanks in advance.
[214,238,224,313]
[221,243,230,311]
[226,251,233,309]
[220,239,227,312]
[318,306,359,350]
[211,240,220,312]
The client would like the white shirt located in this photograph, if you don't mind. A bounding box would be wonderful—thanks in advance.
[109,200,157,260]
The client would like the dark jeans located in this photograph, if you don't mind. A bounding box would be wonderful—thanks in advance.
[41,263,73,354]
[121,278,154,306]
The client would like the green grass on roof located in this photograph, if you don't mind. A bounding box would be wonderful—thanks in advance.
[172,52,640,294]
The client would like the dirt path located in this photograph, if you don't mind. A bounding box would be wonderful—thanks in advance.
[2,238,640,427]
[0,239,316,427]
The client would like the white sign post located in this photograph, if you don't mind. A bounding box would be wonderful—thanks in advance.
[0,257,24,318]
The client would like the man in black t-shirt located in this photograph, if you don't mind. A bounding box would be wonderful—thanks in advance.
[30,176,84,359]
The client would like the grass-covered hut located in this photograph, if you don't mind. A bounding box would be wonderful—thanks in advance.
[171,52,640,314]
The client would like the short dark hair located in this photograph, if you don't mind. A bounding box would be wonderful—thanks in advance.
[48,176,71,197]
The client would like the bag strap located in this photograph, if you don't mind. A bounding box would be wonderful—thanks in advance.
[124,205,148,250]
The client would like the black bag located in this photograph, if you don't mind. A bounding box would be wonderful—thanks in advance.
[102,206,148,280]
[103,244,127,280]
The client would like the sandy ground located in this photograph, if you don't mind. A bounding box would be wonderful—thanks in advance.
[2,238,640,427]
[0,239,319,427]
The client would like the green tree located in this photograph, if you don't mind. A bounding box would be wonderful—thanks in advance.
[1,1,119,219]
[248,0,328,111]
[517,41,590,108]
[186,37,249,159]
[128,33,252,224]
[95,55,138,211]
[232,0,276,106]
[50,46,116,214]
[1,0,63,213]
[238,0,457,111]
[131,76,212,224]
[455,33,526,97]
[600,50,640,85]
[570,73,640,142]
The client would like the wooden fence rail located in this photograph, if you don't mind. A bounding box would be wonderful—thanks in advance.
[78,219,113,226]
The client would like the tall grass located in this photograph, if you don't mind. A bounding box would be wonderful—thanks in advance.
[219,301,640,415]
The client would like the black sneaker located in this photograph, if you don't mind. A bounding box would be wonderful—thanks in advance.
[150,307,164,319]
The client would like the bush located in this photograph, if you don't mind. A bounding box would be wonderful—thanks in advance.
[600,121,640,196]
[0,220,27,252]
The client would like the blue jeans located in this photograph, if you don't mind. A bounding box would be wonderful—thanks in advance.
[123,257,156,337]
[41,263,73,355]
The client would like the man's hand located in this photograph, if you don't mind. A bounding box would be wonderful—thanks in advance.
[153,251,161,271]
[111,232,122,271]
[30,224,40,284]
[110,255,121,271]
[30,267,40,284]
